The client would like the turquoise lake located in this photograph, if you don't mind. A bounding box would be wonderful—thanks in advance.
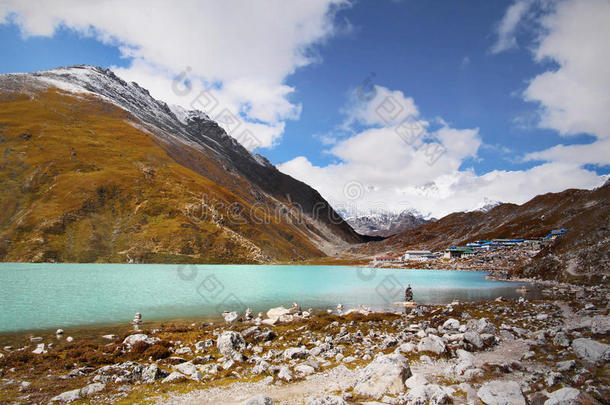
[0,263,528,333]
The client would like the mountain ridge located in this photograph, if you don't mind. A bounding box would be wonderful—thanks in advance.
[0,65,370,263]
[344,209,432,237]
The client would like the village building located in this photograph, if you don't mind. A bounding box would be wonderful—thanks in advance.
[402,250,435,261]
[443,247,478,259]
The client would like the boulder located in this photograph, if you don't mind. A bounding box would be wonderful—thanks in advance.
[79,383,105,397]
[175,361,203,380]
[162,371,187,383]
[50,383,106,403]
[283,347,310,360]
[217,331,246,356]
[295,364,315,377]
[403,384,451,405]
[122,334,159,346]
[571,338,610,362]
[223,311,239,323]
[417,335,446,355]
[405,373,429,389]
[32,343,47,354]
[380,336,398,349]
[477,380,526,405]
[240,394,275,405]
[267,306,291,320]
[242,326,262,339]
[353,353,411,399]
[398,342,416,353]
[175,346,192,355]
[443,318,460,330]
[590,315,610,334]
[544,387,581,405]
[476,318,497,334]
[50,389,81,403]
[552,332,570,347]
[278,366,293,381]
[463,331,484,349]
[141,364,167,383]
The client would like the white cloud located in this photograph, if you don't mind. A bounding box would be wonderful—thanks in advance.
[0,0,348,149]
[521,0,610,165]
[278,85,606,218]
[490,0,533,54]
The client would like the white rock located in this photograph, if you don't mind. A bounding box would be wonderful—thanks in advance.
[122,334,159,346]
[51,388,81,402]
[295,364,315,377]
[278,366,293,381]
[463,331,484,349]
[283,347,310,360]
[404,384,451,405]
[544,387,581,405]
[175,361,202,380]
[354,353,411,399]
[417,335,446,355]
[590,315,610,334]
[32,343,47,354]
[79,382,105,397]
[477,380,526,405]
[571,338,610,362]
[175,346,192,355]
[267,306,291,320]
[443,319,460,330]
[398,342,416,353]
[50,383,105,403]
[405,373,429,389]
[55,329,64,335]
[223,311,239,323]
[141,364,165,383]
[162,371,187,383]
[217,331,246,355]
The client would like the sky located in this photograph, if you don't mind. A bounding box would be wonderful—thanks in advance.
[0,0,609,218]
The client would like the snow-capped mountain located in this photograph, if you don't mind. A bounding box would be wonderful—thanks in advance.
[0,65,368,263]
[345,209,432,237]
[470,198,503,213]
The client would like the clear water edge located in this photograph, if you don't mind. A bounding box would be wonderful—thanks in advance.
[0,263,532,335]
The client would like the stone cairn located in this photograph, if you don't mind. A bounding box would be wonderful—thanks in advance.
[131,312,142,329]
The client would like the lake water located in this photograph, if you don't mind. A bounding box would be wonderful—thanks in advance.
[0,263,529,333]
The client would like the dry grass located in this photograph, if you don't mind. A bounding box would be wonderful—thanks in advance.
[0,87,328,263]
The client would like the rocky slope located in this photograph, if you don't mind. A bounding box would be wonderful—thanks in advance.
[0,65,368,263]
[345,209,432,237]
[355,182,609,283]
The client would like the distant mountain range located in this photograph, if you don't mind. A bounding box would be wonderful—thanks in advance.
[344,209,433,237]
[0,65,371,263]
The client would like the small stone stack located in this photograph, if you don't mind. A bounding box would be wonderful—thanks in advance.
[131,312,142,327]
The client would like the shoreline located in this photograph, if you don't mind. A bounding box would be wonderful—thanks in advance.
[0,279,607,404]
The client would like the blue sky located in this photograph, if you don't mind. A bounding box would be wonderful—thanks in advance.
[1,0,608,217]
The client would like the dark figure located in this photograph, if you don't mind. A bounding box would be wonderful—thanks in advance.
[405,284,413,302]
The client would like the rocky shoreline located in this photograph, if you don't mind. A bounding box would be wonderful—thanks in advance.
[0,281,608,404]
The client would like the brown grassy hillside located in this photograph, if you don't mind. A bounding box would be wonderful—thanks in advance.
[0,89,334,263]
[354,183,609,282]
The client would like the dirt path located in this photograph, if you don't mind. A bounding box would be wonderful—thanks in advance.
[157,365,359,405]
